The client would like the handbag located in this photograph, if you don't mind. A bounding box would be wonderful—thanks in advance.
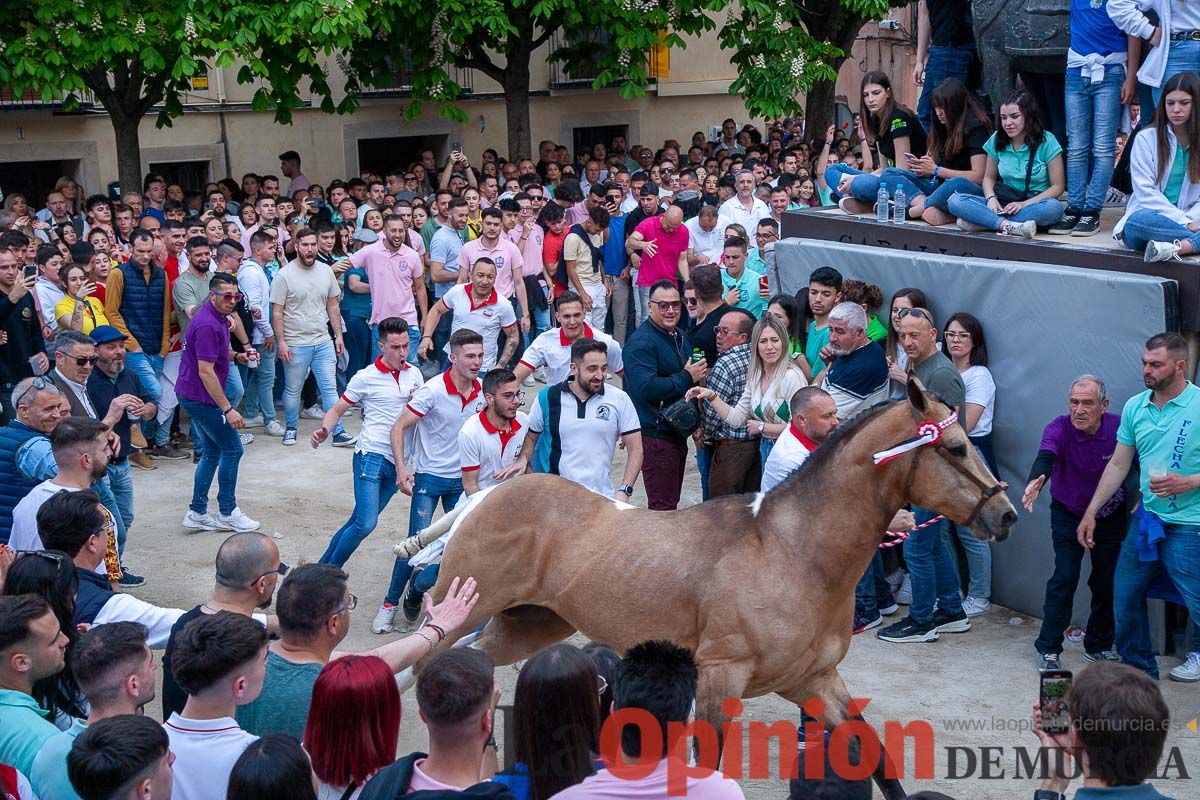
[993,138,1037,204]
[658,397,701,436]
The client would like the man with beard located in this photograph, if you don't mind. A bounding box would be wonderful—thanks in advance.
[818,302,889,421]
[507,338,642,501]
[420,258,518,372]
[457,368,528,496]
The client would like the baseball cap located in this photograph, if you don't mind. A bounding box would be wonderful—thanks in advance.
[89,325,128,345]
[352,229,379,244]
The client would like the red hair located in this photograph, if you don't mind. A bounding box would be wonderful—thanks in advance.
[304,655,401,787]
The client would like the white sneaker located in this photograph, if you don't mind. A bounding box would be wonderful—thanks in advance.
[217,507,261,532]
[239,432,255,446]
[955,217,990,233]
[241,415,264,429]
[1169,651,1200,682]
[962,596,992,616]
[1000,220,1037,239]
[182,510,226,531]
[371,604,397,634]
[301,405,325,420]
[1145,240,1184,263]
[265,420,286,437]
[521,375,536,387]
[895,573,912,605]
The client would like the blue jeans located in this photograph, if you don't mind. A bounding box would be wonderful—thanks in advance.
[877,168,938,205]
[696,445,712,502]
[282,340,344,434]
[372,323,421,365]
[105,460,134,554]
[823,164,882,203]
[243,348,277,423]
[943,523,993,600]
[759,436,776,466]
[1065,67,1124,210]
[1119,209,1200,254]
[181,398,244,516]
[917,45,976,131]
[383,473,463,605]
[855,552,894,618]
[193,369,245,458]
[1113,520,1200,678]
[902,507,964,623]
[947,193,1064,231]
[344,315,373,378]
[1153,39,1200,106]
[125,351,169,446]
[924,177,983,214]
[319,452,399,567]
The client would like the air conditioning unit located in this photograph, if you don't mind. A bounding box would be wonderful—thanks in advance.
[879,19,900,30]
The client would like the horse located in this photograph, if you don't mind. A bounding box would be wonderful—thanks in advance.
[402,378,1018,799]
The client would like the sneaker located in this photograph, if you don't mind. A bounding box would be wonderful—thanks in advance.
[1169,651,1200,682]
[885,569,905,593]
[1000,219,1037,239]
[331,432,357,448]
[217,507,261,532]
[192,451,200,464]
[895,573,912,605]
[955,218,990,233]
[182,510,226,531]
[878,602,900,616]
[877,615,939,643]
[371,603,398,634]
[118,570,146,588]
[1047,208,1081,235]
[521,374,536,387]
[402,589,424,624]
[241,415,264,429]
[129,451,157,471]
[147,445,189,460]
[282,428,298,446]
[301,405,325,420]
[1083,649,1121,663]
[238,432,255,446]
[1072,212,1101,236]
[1037,652,1061,671]
[962,596,991,616]
[265,420,286,437]
[853,611,883,635]
[1145,239,1184,262]
[931,607,971,634]
[838,196,875,216]
[170,432,192,448]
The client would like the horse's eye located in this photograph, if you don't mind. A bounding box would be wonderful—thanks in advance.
[947,444,969,458]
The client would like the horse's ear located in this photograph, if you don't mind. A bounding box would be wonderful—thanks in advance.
[906,376,928,417]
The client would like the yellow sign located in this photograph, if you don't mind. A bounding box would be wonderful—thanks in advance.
[1188,718,1197,734]
[190,75,209,91]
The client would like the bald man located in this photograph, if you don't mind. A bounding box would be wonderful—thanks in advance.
[627,205,690,327]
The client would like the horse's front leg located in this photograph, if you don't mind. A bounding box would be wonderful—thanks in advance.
[694,661,754,769]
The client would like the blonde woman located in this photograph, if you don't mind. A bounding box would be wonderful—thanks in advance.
[687,314,807,463]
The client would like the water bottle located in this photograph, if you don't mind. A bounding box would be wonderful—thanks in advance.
[875,183,889,224]
[893,186,906,225]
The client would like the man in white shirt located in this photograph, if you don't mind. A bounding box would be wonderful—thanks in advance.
[458,368,528,495]
[509,338,642,501]
[685,205,724,266]
[355,179,387,228]
[718,169,771,234]
[312,318,424,568]
[456,208,529,335]
[419,258,518,371]
[33,246,66,336]
[515,291,623,386]
[164,612,267,800]
[760,386,839,492]
[238,231,282,434]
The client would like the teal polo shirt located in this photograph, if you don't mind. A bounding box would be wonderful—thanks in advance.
[30,718,86,800]
[1117,382,1200,523]
[982,131,1063,195]
[721,267,768,318]
[0,689,61,775]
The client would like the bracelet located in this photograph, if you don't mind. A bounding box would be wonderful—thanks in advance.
[421,335,433,341]
[426,623,447,641]
[825,141,833,147]
[932,165,941,179]
[414,630,437,650]
[985,195,997,202]
[221,406,233,416]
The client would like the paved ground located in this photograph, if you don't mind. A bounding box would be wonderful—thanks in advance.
[127,400,1200,798]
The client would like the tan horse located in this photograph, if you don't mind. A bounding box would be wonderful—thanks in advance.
[406,379,1017,798]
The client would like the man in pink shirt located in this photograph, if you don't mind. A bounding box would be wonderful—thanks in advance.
[457,208,529,337]
[507,192,551,338]
[348,214,427,363]
[626,206,689,328]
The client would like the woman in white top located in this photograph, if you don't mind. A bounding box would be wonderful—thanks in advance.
[944,312,998,618]
[688,314,807,464]
[1113,71,1200,262]
[1109,0,1200,106]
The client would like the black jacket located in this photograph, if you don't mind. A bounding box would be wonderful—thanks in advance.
[623,318,695,441]
[0,294,45,387]
[360,753,517,800]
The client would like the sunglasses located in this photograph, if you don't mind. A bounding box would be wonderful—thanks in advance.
[13,377,55,409]
[212,291,245,301]
[235,561,290,588]
[685,297,698,305]
[650,300,682,311]
[67,356,98,367]
[896,308,930,321]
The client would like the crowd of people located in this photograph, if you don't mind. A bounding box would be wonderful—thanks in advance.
[0,0,1197,797]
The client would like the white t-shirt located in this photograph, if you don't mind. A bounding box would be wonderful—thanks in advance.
[960,364,996,436]
[459,410,529,492]
[760,424,817,492]
[34,279,65,333]
[528,383,640,496]
[685,216,723,263]
[519,326,624,386]
[406,371,488,478]
[341,357,424,461]
[439,284,517,370]
[10,481,106,577]
[163,714,257,800]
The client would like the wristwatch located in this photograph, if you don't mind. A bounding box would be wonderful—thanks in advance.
[1034,790,1066,800]
[618,484,635,496]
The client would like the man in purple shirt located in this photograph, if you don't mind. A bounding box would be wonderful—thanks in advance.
[177,272,260,535]
[1024,375,1127,670]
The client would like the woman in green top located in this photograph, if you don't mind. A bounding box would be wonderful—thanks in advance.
[767,293,806,367]
[946,89,1066,238]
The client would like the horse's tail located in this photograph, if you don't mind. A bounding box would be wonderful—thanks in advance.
[391,483,502,560]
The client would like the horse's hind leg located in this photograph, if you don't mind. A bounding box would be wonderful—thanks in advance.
[472,604,577,666]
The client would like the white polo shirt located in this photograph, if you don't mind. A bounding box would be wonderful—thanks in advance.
[341,356,424,462]
[10,481,108,578]
[439,284,517,370]
[528,382,640,496]
[519,325,624,386]
[407,370,487,478]
[685,216,724,263]
[164,714,257,800]
[760,423,818,492]
[459,410,529,492]
[717,195,771,234]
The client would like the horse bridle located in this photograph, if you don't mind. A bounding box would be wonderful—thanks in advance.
[875,410,1006,528]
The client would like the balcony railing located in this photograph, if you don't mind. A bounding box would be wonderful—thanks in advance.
[549,29,611,88]
[0,86,94,111]
[359,54,474,97]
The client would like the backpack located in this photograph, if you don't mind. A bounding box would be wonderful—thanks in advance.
[555,224,604,287]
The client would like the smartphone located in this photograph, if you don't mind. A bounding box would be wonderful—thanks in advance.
[23,264,36,280]
[1039,669,1072,735]
[452,141,461,153]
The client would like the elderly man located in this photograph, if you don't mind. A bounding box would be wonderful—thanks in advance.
[819,302,890,420]
[0,378,67,543]
[685,205,724,266]
[718,169,771,233]
[1025,376,1128,671]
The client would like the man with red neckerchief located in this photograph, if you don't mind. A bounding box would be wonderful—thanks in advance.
[418,258,517,372]
[760,386,839,492]
[458,368,528,495]
[514,290,623,387]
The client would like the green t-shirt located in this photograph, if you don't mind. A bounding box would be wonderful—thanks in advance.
[235,651,323,740]
[983,132,1062,195]
[806,320,830,380]
[866,314,887,343]
[1165,145,1191,206]
[721,268,768,318]
[1117,382,1200,524]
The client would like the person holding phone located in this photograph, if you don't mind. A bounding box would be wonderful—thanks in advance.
[0,248,48,422]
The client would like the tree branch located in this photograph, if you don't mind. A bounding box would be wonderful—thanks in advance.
[454,40,505,83]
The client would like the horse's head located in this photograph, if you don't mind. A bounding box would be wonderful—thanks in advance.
[893,378,1017,541]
